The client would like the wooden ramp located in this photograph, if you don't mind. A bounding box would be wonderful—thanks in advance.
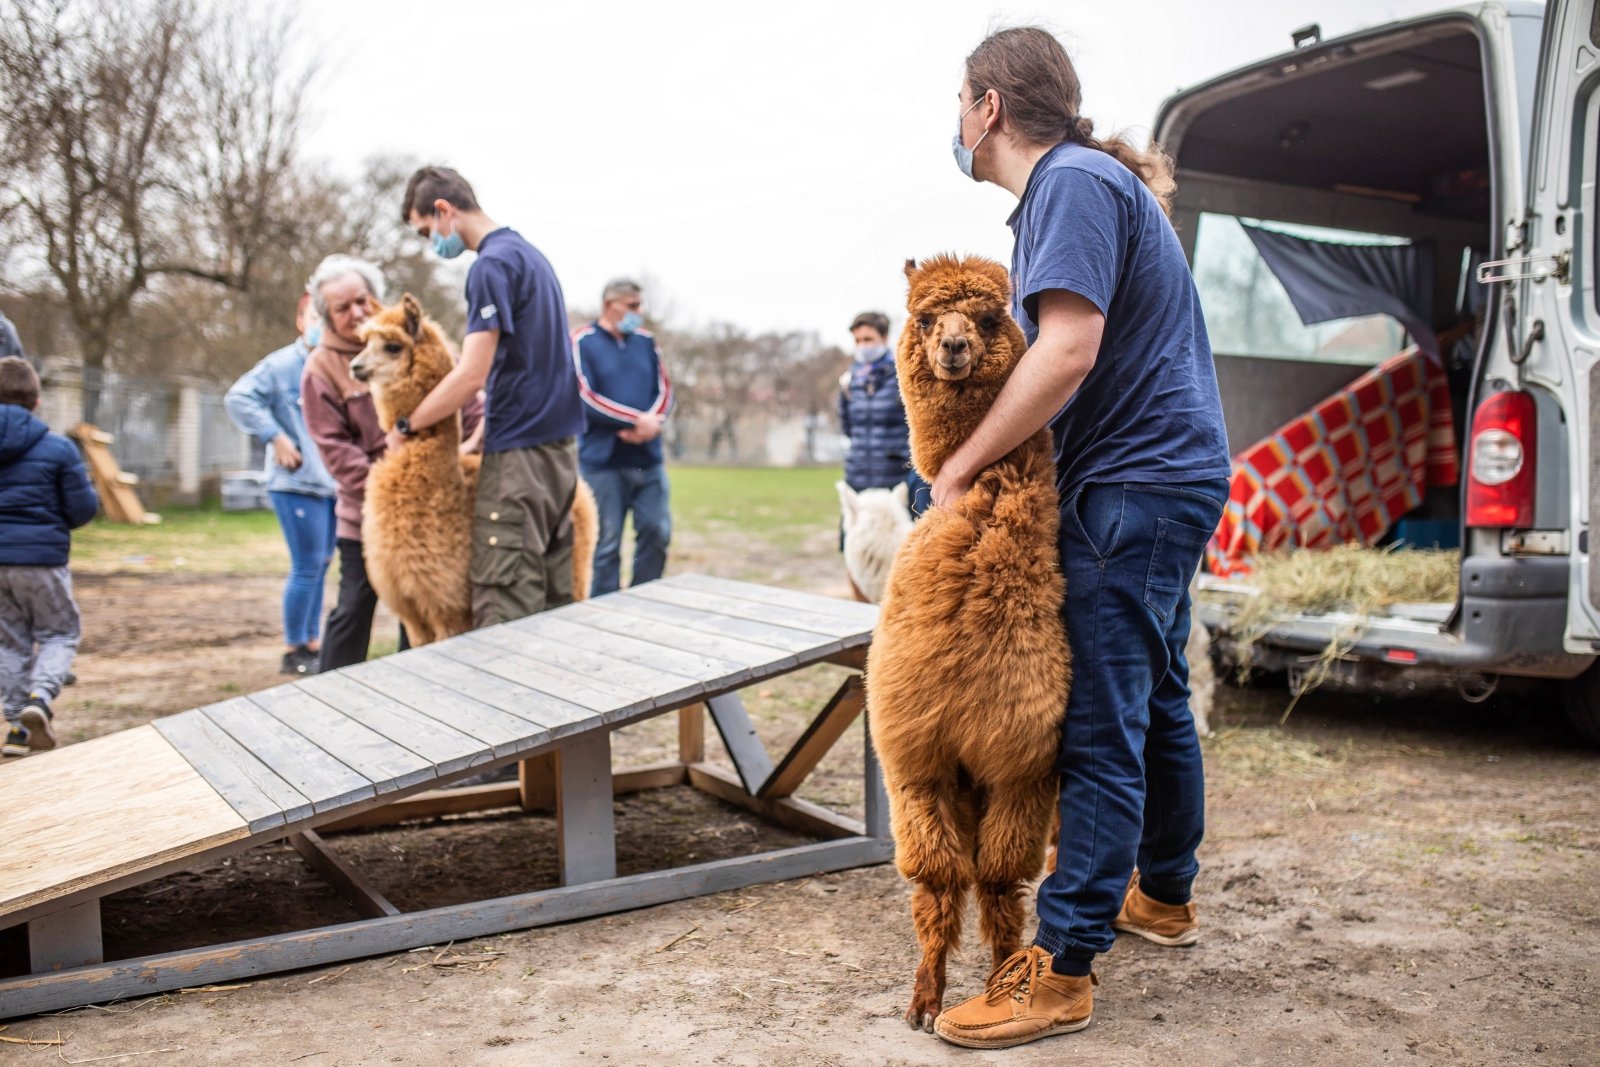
[0,575,888,1018]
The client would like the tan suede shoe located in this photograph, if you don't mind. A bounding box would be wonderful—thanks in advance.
[932,946,1095,1049]
[1112,871,1199,946]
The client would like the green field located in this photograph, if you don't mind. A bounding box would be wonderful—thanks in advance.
[72,466,844,575]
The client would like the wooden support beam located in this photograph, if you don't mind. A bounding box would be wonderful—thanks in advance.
[557,731,616,885]
[704,692,773,794]
[28,900,102,974]
[518,752,557,811]
[863,712,890,841]
[757,676,863,799]
[823,646,867,671]
[0,837,893,1020]
[289,830,400,920]
[687,762,863,840]
[678,704,705,764]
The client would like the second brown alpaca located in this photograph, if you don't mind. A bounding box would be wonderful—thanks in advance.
[866,255,1071,1031]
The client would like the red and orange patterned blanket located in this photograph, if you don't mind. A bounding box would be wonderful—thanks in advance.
[1206,348,1458,578]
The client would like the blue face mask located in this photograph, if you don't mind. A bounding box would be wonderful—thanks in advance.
[432,217,466,260]
[303,322,323,349]
[618,311,644,335]
[855,343,889,363]
[952,97,992,182]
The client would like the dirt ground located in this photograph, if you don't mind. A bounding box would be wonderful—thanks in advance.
[4,541,1599,1065]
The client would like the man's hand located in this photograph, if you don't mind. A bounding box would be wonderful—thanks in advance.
[384,428,406,455]
[632,412,663,442]
[931,460,977,510]
[272,434,303,471]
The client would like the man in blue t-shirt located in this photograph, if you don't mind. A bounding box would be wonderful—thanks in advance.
[571,278,674,596]
[396,166,585,625]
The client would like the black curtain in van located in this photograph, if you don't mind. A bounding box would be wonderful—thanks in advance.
[1242,224,1436,354]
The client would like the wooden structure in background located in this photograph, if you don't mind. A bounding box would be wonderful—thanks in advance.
[0,575,886,1018]
[68,423,159,525]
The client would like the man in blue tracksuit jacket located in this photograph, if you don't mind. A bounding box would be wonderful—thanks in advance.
[0,356,98,757]
[571,278,674,597]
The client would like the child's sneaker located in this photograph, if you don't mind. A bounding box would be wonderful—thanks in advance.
[2,725,30,757]
[19,697,56,751]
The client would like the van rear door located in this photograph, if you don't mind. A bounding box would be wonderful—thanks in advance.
[1516,0,1600,649]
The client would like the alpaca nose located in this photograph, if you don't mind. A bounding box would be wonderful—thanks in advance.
[942,335,969,357]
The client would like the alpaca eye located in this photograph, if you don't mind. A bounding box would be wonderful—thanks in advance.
[979,316,999,333]
[917,316,933,330]
[384,342,403,354]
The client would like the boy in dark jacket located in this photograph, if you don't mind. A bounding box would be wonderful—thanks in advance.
[0,358,98,757]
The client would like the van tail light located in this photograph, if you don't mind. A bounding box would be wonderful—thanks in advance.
[1466,390,1536,528]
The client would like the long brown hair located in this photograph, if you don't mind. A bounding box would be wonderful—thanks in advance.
[965,27,1176,216]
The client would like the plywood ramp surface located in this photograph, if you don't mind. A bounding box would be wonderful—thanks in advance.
[0,726,248,921]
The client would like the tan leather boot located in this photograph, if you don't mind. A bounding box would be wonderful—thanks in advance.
[1112,870,1199,946]
[932,946,1095,1049]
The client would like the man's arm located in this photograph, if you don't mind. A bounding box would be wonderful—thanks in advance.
[403,330,496,433]
[929,289,1105,508]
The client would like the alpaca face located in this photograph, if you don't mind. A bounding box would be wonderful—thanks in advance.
[902,255,1024,388]
[351,293,454,424]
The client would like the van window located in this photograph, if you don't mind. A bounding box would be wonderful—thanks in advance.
[1193,213,1409,366]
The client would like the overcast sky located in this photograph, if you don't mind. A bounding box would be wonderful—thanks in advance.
[297,0,1520,346]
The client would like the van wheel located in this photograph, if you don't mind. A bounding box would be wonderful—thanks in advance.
[1559,665,1600,745]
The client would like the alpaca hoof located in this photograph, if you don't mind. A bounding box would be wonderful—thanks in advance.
[904,1001,940,1032]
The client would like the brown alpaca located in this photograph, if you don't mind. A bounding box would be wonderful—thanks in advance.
[867,255,1070,1031]
[350,295,598,645]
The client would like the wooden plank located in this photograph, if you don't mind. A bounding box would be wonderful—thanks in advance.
[289,830,400,920]
[460,627,697,710]
[626,581,865,639]
[824,646,868,671]
[434,637,644,717]
[562,601,797,670]
[294,673,487,777]
[670,574,880,627]
[704,692,774,794]
[595,592,827,656]
[28,901,102,973]
[522,610,754,687]
[679,705,705,763]
[200,699,374,814]
[0,726,250,922]
[864,712,889,840]
[518,752,556,811]
[0,837,894,1019]
[317,783,523,832]
[154,710,311,830]
[385,648,593,735]
[757,676,864,799]
[342,659,547,756]
[687,763,864,840]
[250,688,436,794]
[557,731,616,885]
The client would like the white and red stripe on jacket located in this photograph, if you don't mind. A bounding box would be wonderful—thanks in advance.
[570,323,673,424]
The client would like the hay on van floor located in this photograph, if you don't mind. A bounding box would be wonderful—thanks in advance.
[1200,544,1458,717]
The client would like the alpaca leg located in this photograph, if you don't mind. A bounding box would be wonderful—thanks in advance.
[891,781,975,1031]
[975,776,1059,968]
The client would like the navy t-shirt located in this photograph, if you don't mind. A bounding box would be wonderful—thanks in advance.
[465,228,584,454]
[1008,142,1230,494]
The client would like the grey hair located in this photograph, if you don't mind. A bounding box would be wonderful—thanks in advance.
[306,254,386,324]
[602,277,642,305]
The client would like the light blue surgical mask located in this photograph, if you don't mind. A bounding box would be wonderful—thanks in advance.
[432,216,466,259]
[303,322,323,349]
[619,310,644,335]
[855,343,889,363]
[952,96,993,182]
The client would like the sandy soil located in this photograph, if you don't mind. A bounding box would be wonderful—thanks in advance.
[3,555,1597,1066]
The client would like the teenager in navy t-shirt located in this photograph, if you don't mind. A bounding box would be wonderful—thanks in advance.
[396,166,585,625]
[928,28,1231,1051]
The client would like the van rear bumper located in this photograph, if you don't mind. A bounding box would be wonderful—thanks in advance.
[1200,555,1593,682]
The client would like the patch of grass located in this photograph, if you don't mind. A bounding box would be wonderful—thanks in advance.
[669,466,840,552]
[73,504,289,575]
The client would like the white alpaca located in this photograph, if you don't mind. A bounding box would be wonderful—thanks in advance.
[837,481,913,604]
[1186,615,1215,737]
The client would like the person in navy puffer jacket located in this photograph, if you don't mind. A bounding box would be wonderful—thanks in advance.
[0,357,98,758]
[838,310,930,514]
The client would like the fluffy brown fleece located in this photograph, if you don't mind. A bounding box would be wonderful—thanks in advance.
[350,295,598,645]
[866,254,1071,1031]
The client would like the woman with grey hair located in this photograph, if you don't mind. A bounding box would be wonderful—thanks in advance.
[299,253,483,669]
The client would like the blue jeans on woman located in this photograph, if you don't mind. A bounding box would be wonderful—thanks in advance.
[1033,479,1228,968]
[268,490,335,648]
[584,464,671,597]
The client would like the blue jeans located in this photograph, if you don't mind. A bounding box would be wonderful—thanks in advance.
[583,464,671,597]
[269,491,335,647]
[1034,480,1228,960]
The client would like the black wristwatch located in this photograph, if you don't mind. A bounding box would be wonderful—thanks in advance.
[395,417,417,438]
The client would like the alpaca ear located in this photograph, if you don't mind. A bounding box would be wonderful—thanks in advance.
[892,481,910,509]
[402,294,423,340]
[836,481,859,522]
[904,258,918,281]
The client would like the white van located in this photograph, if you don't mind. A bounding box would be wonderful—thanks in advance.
[1160,1,1600,740]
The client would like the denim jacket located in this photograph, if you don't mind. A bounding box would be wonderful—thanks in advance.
[224,338,337,498]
